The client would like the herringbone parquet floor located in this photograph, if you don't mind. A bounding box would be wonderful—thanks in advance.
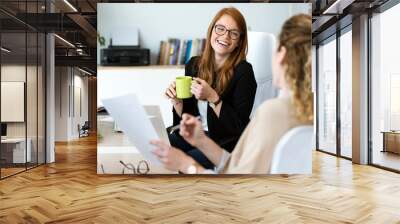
[1,135,400,223]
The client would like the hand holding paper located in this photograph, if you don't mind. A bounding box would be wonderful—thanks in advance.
[101,94,162,166]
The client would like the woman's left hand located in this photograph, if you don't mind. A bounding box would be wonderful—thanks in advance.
[191,77,218,102]
[150,140,194,172]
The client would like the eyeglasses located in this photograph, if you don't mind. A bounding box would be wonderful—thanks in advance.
[119,160,150,174]
[98,160,150,174]
[214,24,241,40]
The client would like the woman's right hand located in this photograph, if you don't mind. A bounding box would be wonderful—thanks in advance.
[150,140,194,172]
[179,113,206,147]
[165,81,182,106]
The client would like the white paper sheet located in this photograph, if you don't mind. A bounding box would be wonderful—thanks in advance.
[102,94,161,166]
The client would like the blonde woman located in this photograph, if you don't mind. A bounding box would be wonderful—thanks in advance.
[164,7,257,169]
[155,14,313,174]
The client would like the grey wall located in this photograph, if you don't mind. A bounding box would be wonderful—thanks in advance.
[98,3,311,64]
[54,67,89,141]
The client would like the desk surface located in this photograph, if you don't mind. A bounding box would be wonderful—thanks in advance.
[98,146,139,154]
[381,131,400,134]
[1,138,27,143]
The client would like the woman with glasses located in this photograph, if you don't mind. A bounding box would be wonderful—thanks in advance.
[164,7,257,169]
[154,14,313,174]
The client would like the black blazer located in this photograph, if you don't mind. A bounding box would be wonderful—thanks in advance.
[172,56,257,152]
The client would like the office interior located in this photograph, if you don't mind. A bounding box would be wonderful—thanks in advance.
[0,0,97,179]
[0,0,400,223]
[97,3,310,174]
[313,0,400,172]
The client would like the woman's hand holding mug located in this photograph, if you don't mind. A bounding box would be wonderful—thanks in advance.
[165,81,182,106]
[191,77,219,102]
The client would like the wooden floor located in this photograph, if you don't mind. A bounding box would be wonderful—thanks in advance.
[373,150,400,171]
[1,136,400,223]
[1,163,45,178]
[0,167,26,178]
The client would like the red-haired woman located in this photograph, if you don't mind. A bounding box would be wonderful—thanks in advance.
[164,7,257,169]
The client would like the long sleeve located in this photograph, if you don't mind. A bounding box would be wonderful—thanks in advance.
[207,61,257,152]
[216,63,257,134]
[223,98,308,174]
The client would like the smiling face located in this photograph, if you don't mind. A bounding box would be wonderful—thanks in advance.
[210,14,241,59]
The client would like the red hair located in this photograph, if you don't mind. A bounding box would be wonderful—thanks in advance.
[197,7,248,95]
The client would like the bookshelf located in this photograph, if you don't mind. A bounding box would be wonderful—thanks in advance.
[158,38,206,66]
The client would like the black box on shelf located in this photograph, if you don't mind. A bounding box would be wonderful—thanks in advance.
[101,46,150,66]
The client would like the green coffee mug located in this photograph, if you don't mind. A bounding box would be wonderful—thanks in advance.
[175,76,193,99]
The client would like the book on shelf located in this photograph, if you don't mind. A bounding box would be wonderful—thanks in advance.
[185,40,192,64]
[158,38,206,65]
[162,41,170,65]
[157,41,166,65]
[177,40,186,65]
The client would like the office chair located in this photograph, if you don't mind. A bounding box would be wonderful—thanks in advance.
[79,121,90,138]
[246,31,278,119]
[270,125,314,174]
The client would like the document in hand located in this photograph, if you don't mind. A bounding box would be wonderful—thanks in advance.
[101,93,161,166]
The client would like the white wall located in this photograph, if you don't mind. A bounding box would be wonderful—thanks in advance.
[55,67,89,141]
[97,3,311,64]
[55,67,68,141]
[72,74,89,138]
[76,74,89,124]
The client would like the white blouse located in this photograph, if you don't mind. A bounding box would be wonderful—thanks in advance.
[197,100,209,131]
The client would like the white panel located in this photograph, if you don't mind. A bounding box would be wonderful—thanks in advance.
[110,27,139,46]
[75,87,81,118]
[74,86,82,138]
[1,82,25,122]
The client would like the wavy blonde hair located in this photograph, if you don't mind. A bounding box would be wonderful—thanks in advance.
[278,14,313,122]
[198,7,248,95]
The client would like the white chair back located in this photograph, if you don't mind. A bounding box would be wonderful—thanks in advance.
[270,125,313,174]
[247,31,278,118]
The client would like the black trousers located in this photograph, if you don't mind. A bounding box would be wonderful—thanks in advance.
[168,131,215,170]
